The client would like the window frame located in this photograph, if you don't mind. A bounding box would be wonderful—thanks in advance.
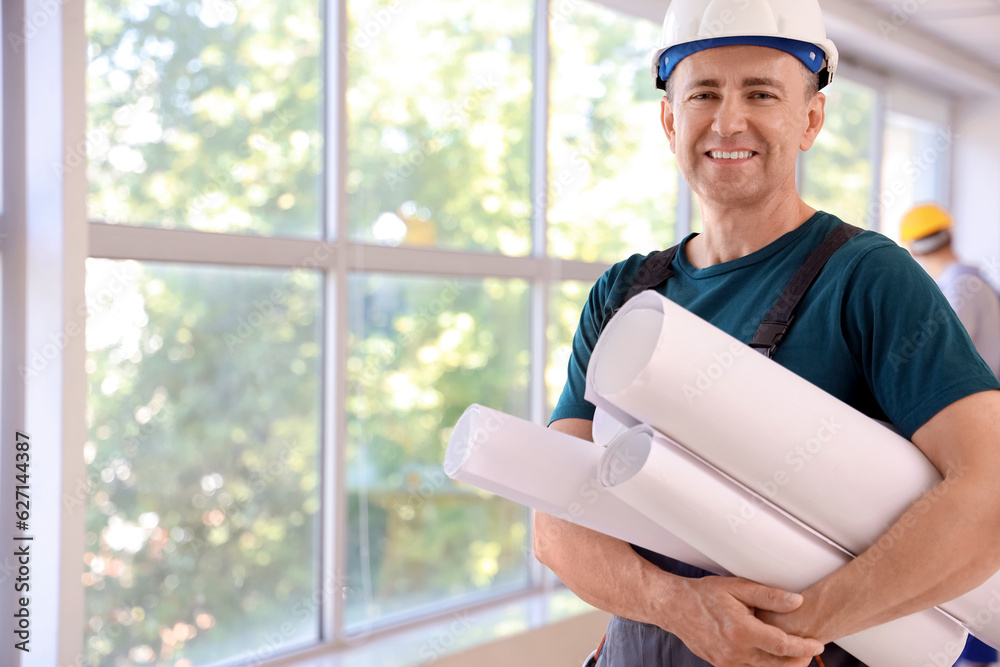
[0,0,956,665]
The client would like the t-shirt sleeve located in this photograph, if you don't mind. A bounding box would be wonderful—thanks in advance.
[550,255,646,425]
[841,243,1000,438]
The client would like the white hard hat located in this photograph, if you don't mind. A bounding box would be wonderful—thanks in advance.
[650,0,839,91]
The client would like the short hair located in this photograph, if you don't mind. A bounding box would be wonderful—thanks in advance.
[663,60,821,103]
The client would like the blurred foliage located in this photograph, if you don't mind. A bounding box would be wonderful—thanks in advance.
[548,1,678,262]
[87,0,322,236]
[346,0,534,254]
[346,275,532,624]
[800,77,876,228]
[84,261,322,666]
[547,281,590,416]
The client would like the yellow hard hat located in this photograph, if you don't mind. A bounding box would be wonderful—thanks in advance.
[900,204,952,243]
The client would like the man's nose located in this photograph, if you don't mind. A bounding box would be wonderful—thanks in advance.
[712,96,749,136]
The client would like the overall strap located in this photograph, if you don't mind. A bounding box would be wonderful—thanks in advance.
[749,222,863,358]
[599,244,681,335]
[623,244,681,303]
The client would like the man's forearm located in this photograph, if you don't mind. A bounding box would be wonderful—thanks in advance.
[533,510,680,625]
[534,509,826,664]
[778,463,1000,642]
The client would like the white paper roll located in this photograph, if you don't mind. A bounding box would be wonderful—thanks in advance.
[585,290,1000,647]
[598,425,967,667]
[443,404,726,575]
[592,407,631,447]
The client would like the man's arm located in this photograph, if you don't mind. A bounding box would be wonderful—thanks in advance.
[534,417,825,666]
[763,390,1000,641]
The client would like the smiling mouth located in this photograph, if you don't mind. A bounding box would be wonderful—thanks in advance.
[706,151,758,159]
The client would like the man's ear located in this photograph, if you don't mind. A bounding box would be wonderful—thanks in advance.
[799,91,826,152]
[661,97,677,154]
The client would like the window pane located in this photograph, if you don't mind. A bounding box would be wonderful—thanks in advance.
[84,261,322,665]
[547,281,590,419]
[880,113,950,243]
[347,275,531,626]
[346,0,533,254]
[86,1,323,237]
[549,1,677,263]
[800,77,876,227]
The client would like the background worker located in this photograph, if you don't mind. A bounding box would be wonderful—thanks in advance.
[901,203,1000,379]
[902,203,1000,667]
[533,1,1000,666]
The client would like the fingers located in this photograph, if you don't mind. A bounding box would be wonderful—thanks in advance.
[676,577,825,666]
[732,579,806,614]
[748,617,825,658]
[749,648,821,667]
[727,579,825,658]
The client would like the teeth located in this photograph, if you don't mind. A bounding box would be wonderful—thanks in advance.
[710,151,753,159]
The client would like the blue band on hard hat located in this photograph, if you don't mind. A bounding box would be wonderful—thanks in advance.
[658,36,825,83]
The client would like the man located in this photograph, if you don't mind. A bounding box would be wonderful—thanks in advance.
[901,203,1000,379]
[533,1,1000,666]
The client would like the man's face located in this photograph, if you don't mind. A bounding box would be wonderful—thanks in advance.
[660,45,825,210]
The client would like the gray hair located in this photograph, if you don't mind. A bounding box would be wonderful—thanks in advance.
[663,61,820,104]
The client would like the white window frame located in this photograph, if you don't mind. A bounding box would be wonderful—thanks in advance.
[0,0,957,665]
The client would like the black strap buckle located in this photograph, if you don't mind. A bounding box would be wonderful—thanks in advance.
[749,318,793,358]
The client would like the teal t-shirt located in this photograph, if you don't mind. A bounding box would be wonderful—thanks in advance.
[552,211,1000,439]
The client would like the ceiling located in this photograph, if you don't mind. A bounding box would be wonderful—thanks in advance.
[851,0,1000,73]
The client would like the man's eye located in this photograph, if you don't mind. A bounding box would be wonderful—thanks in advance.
[752,92,775,100]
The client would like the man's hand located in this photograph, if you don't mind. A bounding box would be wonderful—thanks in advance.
[670,576,825,667]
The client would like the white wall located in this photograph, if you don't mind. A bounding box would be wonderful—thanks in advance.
[952,99,1000,276]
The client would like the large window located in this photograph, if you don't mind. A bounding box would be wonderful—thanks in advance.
[83,1,676,664]
[800,76,878,228]
[548,0,677,263]
[880,112,951,242]
[84,261,322,665]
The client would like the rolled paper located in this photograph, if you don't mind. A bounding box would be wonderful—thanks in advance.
[443,404,726,575]
[598,424,968,667]
[585,289,1000,647]
[592,407,631,447]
